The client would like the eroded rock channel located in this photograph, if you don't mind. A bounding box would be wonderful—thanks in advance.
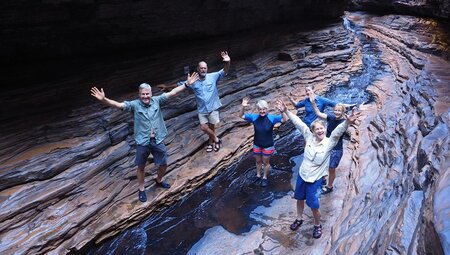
[0,11,449,255]
[83,16,381,255]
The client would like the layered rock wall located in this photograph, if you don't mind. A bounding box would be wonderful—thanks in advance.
[0,0,348,139]
[328,13,450,254]
[0,7,449,255]
[0,18,360,254]
[350,0,450,19]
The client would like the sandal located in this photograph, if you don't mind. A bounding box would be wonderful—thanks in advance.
[260,178,268,187]
[138,190,147,202]
[290,219,303,231]
[321,186,333,195]
[155,180,171,189]
[206,144,213,153]
[313,224,322,239]
[213,139,222,152]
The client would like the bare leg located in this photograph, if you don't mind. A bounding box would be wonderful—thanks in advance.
[254,154,262,178]
[156,165,167,183]
[311,208,321,225]
[297,200,305,220]
[262,155,271,179]
[137,165,146,191]
[327,167,336,188]
[209,123,217,142]
[200,124,218,144]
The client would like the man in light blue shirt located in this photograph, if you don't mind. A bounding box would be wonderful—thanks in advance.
[183,51,231,153]
[90,72,198,202]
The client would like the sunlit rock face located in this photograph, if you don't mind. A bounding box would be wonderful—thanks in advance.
[350,0,450,19]
[0,7,449,255]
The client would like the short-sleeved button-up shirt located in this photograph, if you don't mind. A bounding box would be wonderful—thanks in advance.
[295,95,337,127]
[123,94,168,145]
[183,69,226,113]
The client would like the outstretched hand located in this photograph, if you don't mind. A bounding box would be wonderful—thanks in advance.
[275,99,287,112]
[346,107,361,124]
[288,90,298,104]
[242,96,250,107]
[308,92,316,102]
[91,87,105,101]
[221,51,230,62]
[186,72,199,86]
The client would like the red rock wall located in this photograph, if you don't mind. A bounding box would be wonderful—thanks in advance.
[0,3,449,254]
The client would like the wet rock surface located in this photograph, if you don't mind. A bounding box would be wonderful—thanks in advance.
[1,11,449,255]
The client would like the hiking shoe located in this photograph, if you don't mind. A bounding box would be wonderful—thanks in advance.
[313,225,322,239]
[138,190,147,202]
[290,219,303,231]
[321,186,333,195]
[260,178,268,187]
[156,180,171,189]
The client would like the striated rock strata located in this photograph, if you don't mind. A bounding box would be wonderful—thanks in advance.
[350,0,450,19]
[169,12,450,255]
[0,11,449,255]
[329,13,449,254]
[1,17,360,255]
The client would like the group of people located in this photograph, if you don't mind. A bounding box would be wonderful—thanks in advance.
[91,51,230,202]
[90,51,361,239]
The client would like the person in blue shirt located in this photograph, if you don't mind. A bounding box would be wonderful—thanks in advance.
[183,51,231,153]
[239,97,288,187]
[311,95,347,195]
[90,72,198,203]
[289,84,354,127]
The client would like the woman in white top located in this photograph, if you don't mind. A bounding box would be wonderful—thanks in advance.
[276,99,360,239]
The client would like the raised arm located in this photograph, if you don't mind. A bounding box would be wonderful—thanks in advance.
[280,111,289,123]
[239,96,250,119]
[90,87,124,109]
[309,93,327,119]
[342,103,357,109]
[221,51,231,75]
[166,72,199,98]
[276,99,310,136]
[288,91,298,107]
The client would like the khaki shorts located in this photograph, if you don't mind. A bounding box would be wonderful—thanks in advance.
[198,110,220,125]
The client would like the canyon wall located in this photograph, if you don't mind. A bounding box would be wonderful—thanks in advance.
[0,0,347,66]
[350,0,450,19]
[0,1,449,254]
